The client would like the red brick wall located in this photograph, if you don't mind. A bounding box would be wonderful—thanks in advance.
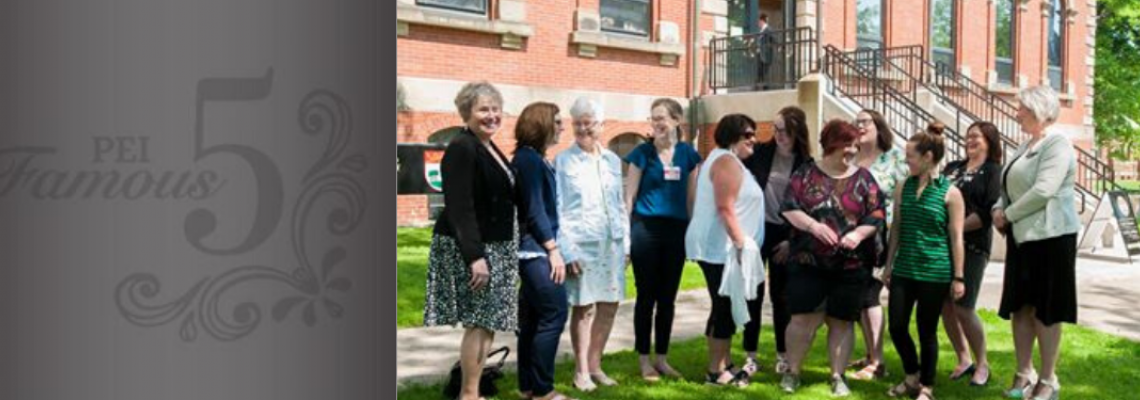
[397,0,693,99]
[397,195,431,227]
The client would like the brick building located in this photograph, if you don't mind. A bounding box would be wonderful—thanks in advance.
[396,0,1098,226]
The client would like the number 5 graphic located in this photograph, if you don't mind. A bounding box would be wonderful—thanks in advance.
[187,68,283,256]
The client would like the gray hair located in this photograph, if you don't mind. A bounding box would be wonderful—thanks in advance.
[570,97,605,122]
[454,81,503,121]
[1018,85,1061,125]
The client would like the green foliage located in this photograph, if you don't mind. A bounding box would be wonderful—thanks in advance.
[1095,0,1140,159]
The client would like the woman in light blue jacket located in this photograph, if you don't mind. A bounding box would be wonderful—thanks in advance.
[555,98,630,391]
[992,86,1080,400]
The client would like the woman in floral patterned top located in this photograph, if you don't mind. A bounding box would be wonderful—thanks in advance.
[779,120,886,396]
[848,109,910,381]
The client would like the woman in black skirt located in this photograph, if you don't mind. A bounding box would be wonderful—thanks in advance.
[992,86,1081,400]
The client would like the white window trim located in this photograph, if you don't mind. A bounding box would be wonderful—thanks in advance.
[396,2,534,49]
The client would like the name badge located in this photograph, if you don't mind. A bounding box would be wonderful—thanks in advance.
[664,166,682,181]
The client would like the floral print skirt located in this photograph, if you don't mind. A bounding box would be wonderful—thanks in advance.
[423,231,519,332]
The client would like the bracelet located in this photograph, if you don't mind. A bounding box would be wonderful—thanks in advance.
[953,276,966,283]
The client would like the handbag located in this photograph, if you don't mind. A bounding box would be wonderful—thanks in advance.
[442,346,510,399]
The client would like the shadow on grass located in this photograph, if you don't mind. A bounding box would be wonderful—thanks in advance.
[398,311,1140,399]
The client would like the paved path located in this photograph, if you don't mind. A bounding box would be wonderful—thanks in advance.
[397,256,1140,387]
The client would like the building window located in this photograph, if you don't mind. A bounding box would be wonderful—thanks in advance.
[1048,0,1065,91]
[856,0,884,49]
[601,0,652,37]
[416,0,488,15]
[995,0,1016,85]
[930,0,956,73]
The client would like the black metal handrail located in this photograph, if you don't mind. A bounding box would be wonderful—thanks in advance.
[821,45,967,161]
[854,47,1120,211]
[708,27,818,93]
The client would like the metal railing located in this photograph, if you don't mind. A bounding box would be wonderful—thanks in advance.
[821,45,967,161]
[708,27,818,93]
[855,46,1119,212]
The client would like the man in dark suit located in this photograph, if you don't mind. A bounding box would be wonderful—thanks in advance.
[755,14,774,90]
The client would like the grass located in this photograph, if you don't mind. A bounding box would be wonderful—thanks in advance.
[397,311,1140,399]
[397,228,708,328]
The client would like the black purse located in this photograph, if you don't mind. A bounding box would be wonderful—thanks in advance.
[443,346,510,399]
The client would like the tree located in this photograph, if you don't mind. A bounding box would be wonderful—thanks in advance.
[397,80,409,112]
[1095,0,1140,160]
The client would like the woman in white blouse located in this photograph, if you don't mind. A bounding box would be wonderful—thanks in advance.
[555,98,630,391]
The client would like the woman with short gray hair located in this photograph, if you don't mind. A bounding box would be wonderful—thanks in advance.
[424,81,519,400]
[557,97,629,391]
[992,85,1079,400]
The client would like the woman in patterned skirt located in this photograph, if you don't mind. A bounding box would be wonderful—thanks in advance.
[423,81,519,400]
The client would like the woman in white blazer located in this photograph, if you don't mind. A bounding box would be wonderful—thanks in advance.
[556,98,630,391]
[992,86,1080,400]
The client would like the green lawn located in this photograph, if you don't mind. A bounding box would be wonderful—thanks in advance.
[397,228,708,329]
[397,312,1140,399]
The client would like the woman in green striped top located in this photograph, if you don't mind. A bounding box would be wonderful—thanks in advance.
[883,130,966,400]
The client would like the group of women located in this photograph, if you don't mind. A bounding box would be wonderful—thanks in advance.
[422,81,1079,400]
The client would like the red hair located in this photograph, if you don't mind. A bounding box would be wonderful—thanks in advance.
[820,119,860,156]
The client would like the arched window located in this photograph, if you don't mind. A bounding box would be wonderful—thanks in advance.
[608,133,647,178]
[994,0,1016,85]
[856,0,885,49]
[930,0,956,73]
[1048,0,1065,91]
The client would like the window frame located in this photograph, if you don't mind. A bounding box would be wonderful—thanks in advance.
[1047,0,1065,92]
[929,0,957,73]
[415,0,489,16]
[856,0,885,50]
[994,0,1017,85]
[600,0,653,38]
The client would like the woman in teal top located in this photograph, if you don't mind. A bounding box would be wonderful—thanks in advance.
[623,98,702,381]
[883,130,966,400]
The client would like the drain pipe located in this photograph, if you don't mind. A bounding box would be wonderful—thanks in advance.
[689,0,702,146]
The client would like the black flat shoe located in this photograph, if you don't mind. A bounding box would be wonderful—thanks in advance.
[949,364,976,381]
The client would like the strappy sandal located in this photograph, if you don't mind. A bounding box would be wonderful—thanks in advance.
[639,363,661,382]
[1006,371,1038,399]
[847,358,870,370]
[589,371,618,387]
[705,370,735,386]
[887,380,921,398]
[1031,377,1061,400]
[572,373,596,392]
[655,363,684,379]
[851,363,887,381]
[916,387,937,400]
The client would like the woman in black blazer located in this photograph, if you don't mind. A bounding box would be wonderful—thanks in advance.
[739,106,813,378]
[423,82,519,400]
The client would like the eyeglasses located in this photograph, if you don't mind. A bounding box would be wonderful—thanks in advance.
[574,121,599,130]
[854,119,874,127]
[742,130,757,140]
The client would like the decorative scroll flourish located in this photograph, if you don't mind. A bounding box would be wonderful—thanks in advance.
[115,88,367,342]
